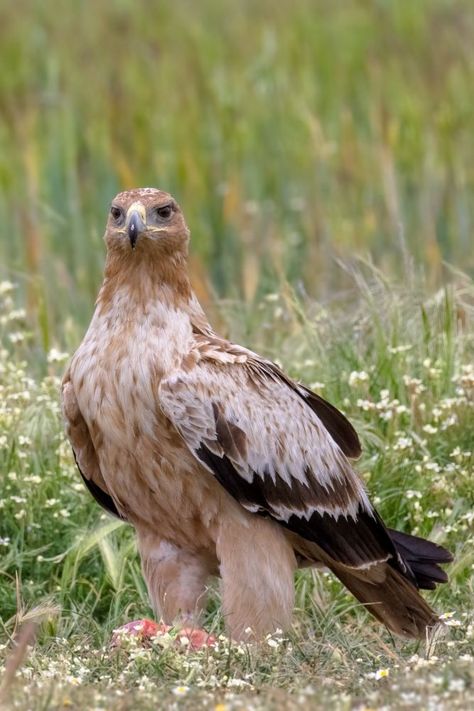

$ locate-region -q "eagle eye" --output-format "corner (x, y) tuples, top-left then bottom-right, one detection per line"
(110, 205), (123, 222)
(155, 204), (173, 220)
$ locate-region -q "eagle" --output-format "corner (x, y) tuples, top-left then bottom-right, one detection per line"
(61, 187), (452, 645)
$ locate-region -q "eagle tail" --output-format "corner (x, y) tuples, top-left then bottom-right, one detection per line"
(331, 563), (440, 638)
(329, 529), (452, 639)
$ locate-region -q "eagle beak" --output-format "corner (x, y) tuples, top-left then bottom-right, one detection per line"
(127, 210), (146, 249)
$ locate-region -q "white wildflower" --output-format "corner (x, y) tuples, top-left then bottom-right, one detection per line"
(0, 281), (15, 295)
(348, 370), (369, 387)
(47, 348), (69, 364)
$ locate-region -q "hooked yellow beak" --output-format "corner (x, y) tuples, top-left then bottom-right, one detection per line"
(126, 202), (147, 249)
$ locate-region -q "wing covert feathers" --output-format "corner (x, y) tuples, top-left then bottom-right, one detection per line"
(160, 351), (371, 528)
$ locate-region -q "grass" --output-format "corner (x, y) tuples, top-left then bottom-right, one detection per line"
(0, 265), (473, 709)
(1, 0), (474, 708)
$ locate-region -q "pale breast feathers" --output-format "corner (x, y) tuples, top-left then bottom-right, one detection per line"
(159, 340), (397, 570)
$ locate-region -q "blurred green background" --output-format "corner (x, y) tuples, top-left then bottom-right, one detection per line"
(1, 0), (473, 343)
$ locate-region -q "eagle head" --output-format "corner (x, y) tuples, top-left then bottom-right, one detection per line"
(105, 187), (190, 256)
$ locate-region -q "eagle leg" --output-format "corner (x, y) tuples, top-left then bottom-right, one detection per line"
(216, 516), (297, 640)
(137, 532), (215, 627)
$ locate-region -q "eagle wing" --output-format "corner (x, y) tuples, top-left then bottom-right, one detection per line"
(61, 371), (125, 520)
(159, 338), (400, 574)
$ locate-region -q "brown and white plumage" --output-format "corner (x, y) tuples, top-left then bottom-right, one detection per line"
(61, 187), (452, 641)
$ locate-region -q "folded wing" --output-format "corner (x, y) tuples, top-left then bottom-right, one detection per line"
(159, 342), (402, 575)
(61, 372), (125, 520)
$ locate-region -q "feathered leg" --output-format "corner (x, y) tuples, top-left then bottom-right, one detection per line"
(217, 516), (297, 640)
(137, 532), (214, 623)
